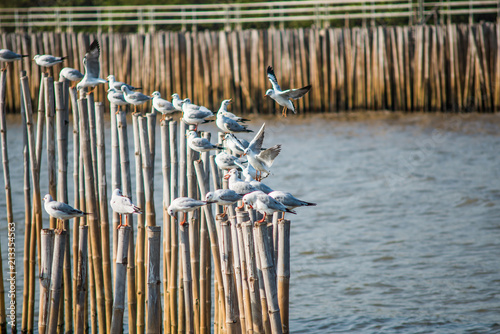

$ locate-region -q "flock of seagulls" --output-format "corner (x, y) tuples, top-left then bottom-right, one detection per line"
(2, 39), (316, 228)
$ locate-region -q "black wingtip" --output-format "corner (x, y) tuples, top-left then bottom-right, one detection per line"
(61, 56), (67, 60)
(267, 66), (275, 75)
(21, 55), (29, 58)
(286, 208), (297, 215)
(303, 84), (312, 91)
(88, 39), (100, 53)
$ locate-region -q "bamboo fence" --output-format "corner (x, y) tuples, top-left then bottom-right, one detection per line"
(1, 23), (500, 115)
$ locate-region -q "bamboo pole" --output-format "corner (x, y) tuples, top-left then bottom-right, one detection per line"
(110, 103), (121, 278)
(38, 229), (55, 334)
(277, 220), (291, 333)
(116, 110), (137, 334)
(254, 226), (271, 334)
(75, 225), (88, 334)
(78, 98), (107, 333)
(47, 230), (67, 333)
(139, 115), (156, 228)
(180, 220), (195, 334)
(146, 226), (162, 333)
(229, 212), (247, 334)
(96, 102), (113, 331)
(110, 226), (132, 334)
(0, 67), (8, 333)
(45, 76), (57, 229)
(161, 118), (171, 332)
(169, 120), (178, 334)
(236, 211), (254, 334)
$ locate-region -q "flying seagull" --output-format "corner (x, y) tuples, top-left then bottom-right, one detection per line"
(76, 40), (107, 95)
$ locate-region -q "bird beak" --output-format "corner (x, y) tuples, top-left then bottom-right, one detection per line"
(242, 153), (247, 156)
(247, 204), (253, 209)
(223, 174), (230, 180)
(228, 99), (233, 103)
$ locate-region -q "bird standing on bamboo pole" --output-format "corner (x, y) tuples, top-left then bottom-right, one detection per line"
(151, 91), (177, 121)
(121, 85), (152, 115)
(180, 98), (214, 131)
(167, 197), (214, 226)
(33, 54), (66, 75)
(43, 194), (88, 233)
(242, 191), (296, 224)
(59, 67), (84, 88)
(205, 189), (243, 218)
(0, 49), (28, 71)
(107, 88), (128, 113)
(110, 188), (143, 229)
(269, 190), (316, 221)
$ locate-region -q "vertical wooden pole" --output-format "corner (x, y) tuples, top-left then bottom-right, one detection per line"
(110, 103), (121, 274)
(47, 230), (67, 333)
(38, 229), (54, 334)
(146, 226), (162, 333)
(161, 119), (171, 332)
(45, 76), (57, 230)
(180, 221), (195, 334)
(277, 220), (291, 333)
(75, 225), (88, 334)
(169, 120), (178, 334)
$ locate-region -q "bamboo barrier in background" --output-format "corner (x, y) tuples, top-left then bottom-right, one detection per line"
(1, 23), (500, 115)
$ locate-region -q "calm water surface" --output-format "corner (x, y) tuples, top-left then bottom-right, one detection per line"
(1, 113), (499, 333)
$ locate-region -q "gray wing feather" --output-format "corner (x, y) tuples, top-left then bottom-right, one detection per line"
(282, 85), (312, 99)
(248, 123), (266, 152)
(257, 144), (281, 168)
(85, 40), (100, 79)
(267, 66), (281, 91)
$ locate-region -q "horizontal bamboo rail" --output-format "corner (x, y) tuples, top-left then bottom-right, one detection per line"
(2, 23), (500, 114)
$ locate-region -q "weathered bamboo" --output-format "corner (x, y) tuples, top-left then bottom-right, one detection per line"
(139, 115), (156, 228)
(132, 114), (146, 334)
(0, 67), (8, 333)
(47, 230), (67, 333)
(110, 103), (121, 277)
(169, 120), (178, 334)
(229, 212), (247, 334)
(78, 98), (107, 333)
(75, 225), (88, 334)
(38, 229), (55, 334)
(110, 226), (132, 334)
(180, 220), (195, 334)
(236, 211), (254, 334)
(277, 219), (291, 333)
(95, 102), (113, 331)
(45, 76), (57, 229)
(116, 110), (137, 334)
(146, 226), (162, 333)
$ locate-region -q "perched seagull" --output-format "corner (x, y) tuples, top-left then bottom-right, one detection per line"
(244, 172), (274, 194)
(0, 49), (28, 71)
(265, 65), (311, 117)
(269, 190), (316, 220)
(107, 74), (141, 91)
(151, 91), (176, 121)
(224, 168), (259, 197)
(242, 191), (296, 224)
(76, 40), (107, 94)
(59, 67), (84, 88)
(171, 93), (184, 112)
(243, 123), (281, 181)
(216, 108), (253, 134)
(121, 85), (152, 114)
(205, 189), (243, 218)
(43, 194), (88, 231)
(215, 151), (241, 170)
(167, 197), (213, 225)
(181, 98), (214, 131)
(217, 99), (250, 123)
(187, 131), (222, 155)
(107, 88), (128, 112)
(110, 188), (142, 229)
(33, 54), (66, 73)
(224, 133), (250, 156)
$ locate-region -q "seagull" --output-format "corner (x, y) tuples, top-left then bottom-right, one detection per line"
(217, 99), (250, 123)
(121, 85), (152, 114)
(107, 88), (128, 112)
(43, 194), (88, 231)
(215, 151), (241, 171)
(76, 40), (107, 95)
(181, 98), (214, 131)
(243, 172), (274, 194)
(33, 54), (66, 74)
(0, 49), (28, 71)
(265, 65), (311, 117)
(167, 197), (213, 225)
(243, 123), (281, 181)
(171, 93), (184, 111)
(242, 191), (296, 224)
(110, 188), (143, 229)
(151, 91), (177, 121)
(224, 168), (259, 198)
(269, 191), (316, 220)
(187, 131), (222, 155)
(59, 67), (84, 88)
(224, 133), (250, 156)
(107, 74), (141, 91)
(205, 189), (243, 218)
(216, 107), (253, 134)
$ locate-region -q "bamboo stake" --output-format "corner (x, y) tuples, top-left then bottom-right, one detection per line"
(75, 225), (88, 334)
(169, 120), (178, 334)
(110, 103), (121, 278)
(236, 211), (254, 333)
(47, 230), (67, 333)
(132, 114), (146, 334)
(161, 118), (171, 332)
(95, 102), (113, 331)
(0, 67), (8, 333)
(180, 220), (195, 334)
(78, 98), (107, 333)
(38, 229), (55, 334)
(229, 212), (247, 334)
(116, 110), (137, 334)
(110, 226), (132, 334)
(146, 226), (162, 333)
(277, 220), (291, 333)
(45, 76), (57, 229)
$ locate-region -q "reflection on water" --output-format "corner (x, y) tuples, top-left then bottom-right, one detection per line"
(1, 113), (499, 333)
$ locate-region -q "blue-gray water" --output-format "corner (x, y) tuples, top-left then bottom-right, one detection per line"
(1, 113), (499, 333)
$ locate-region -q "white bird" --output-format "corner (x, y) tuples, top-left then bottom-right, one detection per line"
(171, 93), (184, 111)
(217, 99), (250, 123)
(215, 151), (241, 170)
(59, 67), (84, 88)
(0, 49), (28, 71)
(107, 88), (128, 112)
(224, 133), (250, 156)
(76, 40), (107, 94)
(243, 172), (274, 194)
(151, 91), (177, 121)
(242, 191), (296, 224)
(265, 65), (311, 117)
(224, 168), (259, 197)
(181, 98), (214, 131)
(243, 123), (281, 181)
(110, 188), (142, 229)
(205, 189), (242, 218)
(43, 194), (88, 231)
(269, 190), (316, 220)
(216, 110), (253, 134)
(121, 85), (152, 114)
(187, 131), (222, 154)
(107, 74), (141, 91)
(33, 54), (66, 73)
(167, 197), (213, 225)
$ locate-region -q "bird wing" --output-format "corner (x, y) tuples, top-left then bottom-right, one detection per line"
(267, 66), (281, 91)
(227, 134), (247, 152)
(219, 190), (241, 202)
(257, 144), (281, 168)
(84, 40), (101, 79)
(248, 123), (266, 152)
(281, 85), (312, 100)
(51, 201), (83, 215)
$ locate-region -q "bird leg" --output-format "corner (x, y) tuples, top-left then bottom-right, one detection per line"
(132, 105), (139, 115)
(123, 214), (128, 227)
(180, 212), (187, 226)
(278, 212), (286, 223)
(115, 105), (122, 115)
(219, 206), (228, 218)
(236, 202), (245, 210)
(116, 214), (123, 229)
(86, 86), (96, 96)
(282, 106), (288, 117)
(256, 212), (267, 225)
